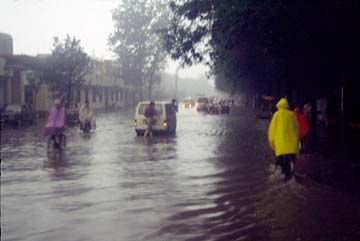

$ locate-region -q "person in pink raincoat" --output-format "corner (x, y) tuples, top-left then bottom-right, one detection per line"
(44, 98), (66, 144)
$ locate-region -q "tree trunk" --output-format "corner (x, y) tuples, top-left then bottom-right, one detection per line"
(148, 81), (152, 100)
(67, 79), (72, 108)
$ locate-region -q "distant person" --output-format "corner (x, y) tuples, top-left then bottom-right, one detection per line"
(268, 98), (300, 180)
(172, 98), (178, 112)
(205, 99), (210, 113)
(303, 102), (312, 124)
(294, 107), (310, 153)
(326, 90), (341, 127)
(326, 90), (342, 155)
(72, 103), (79, 114)
(79, 100), (94, 131)
(144, 101), (156, 138)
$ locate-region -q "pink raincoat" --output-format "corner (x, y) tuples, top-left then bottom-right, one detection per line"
(44, 106), (66, 136)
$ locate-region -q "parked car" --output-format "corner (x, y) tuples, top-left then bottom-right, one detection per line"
(134, 101), (177, 136)
(1, 104), (35, 127)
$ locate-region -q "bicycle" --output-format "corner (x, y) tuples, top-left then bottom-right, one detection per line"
(47, 133), (66, 152)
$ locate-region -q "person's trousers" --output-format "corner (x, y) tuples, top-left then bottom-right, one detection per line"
(276, 154), (295, 177)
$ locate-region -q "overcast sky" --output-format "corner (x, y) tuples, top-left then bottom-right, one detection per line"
(0, 0), (208, 78)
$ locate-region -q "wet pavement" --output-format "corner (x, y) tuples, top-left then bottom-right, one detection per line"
(1, 108), (360, 241)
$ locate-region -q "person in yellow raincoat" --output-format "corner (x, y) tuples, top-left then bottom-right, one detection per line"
(268, 98), (300, 180)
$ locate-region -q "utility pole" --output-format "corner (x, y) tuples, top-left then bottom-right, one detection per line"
(175, 66), (180, 98)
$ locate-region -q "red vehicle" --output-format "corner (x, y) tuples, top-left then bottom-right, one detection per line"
(208, 102), (221, 114)
(219, 101), (230, 114)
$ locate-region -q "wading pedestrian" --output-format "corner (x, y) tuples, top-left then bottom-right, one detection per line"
(144, 101), (156, 138)
(268, 98), (300, 181)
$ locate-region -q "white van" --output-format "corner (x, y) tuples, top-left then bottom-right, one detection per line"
(134, 101), (177, 136)
(195, 97), (209, 112)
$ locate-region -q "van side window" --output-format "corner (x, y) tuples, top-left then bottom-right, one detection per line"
(138, 104), (163, 115)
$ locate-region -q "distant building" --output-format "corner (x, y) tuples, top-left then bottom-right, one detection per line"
(79, 58), (137, 112)
(0, 33), (13, 55)
(0, 56), (138, 114)
(0, 34), (139, 114)
(0, 54), (45, 108)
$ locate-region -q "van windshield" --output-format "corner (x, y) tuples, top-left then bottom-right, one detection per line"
(138, 103), (163, 115)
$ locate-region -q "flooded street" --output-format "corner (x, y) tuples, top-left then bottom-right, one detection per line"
(1, 108), (360, 241)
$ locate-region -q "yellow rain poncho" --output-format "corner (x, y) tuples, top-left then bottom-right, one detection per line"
(268, 98), (300, 156)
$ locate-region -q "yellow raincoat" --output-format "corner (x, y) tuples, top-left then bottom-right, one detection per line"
(268, 98), (300, 156)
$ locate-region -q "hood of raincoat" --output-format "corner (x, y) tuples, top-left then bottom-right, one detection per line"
(294, 107), (301, 114)
(276, 98), (289, 110)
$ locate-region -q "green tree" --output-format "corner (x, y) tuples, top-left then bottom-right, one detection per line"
(45, 35), (90, 105)
(165, 0), (354, 100)
(109, 0), (170, 99)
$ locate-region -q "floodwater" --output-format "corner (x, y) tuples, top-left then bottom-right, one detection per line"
(1, 108), (360, 241)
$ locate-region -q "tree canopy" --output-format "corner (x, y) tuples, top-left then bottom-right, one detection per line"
(165, 0), (358, 99)
(109, 0), (170, 99)
(45, 35), (90, 104)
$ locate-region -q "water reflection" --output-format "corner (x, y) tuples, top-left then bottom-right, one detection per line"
(44, 150), (68, 179)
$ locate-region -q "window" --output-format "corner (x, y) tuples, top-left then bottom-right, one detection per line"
(92, 88), (96, 102)
(138, 103), (163, 115)
(116, 91), (119, 101)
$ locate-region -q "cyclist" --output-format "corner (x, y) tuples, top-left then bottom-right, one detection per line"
(79, 100), (94, 132)
(44, 98), (66, 147)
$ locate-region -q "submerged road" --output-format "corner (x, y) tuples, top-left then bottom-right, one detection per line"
(1, 108), (360, 241)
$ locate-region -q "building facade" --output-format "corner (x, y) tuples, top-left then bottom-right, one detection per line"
(0, 33), (139, 116)
(80, 59), (137, 112)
